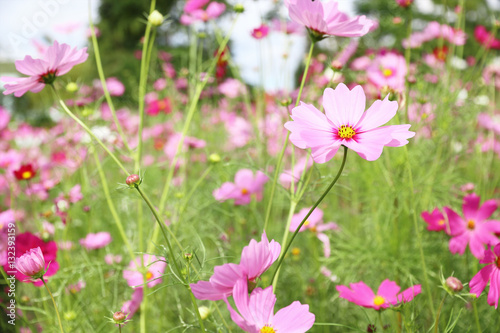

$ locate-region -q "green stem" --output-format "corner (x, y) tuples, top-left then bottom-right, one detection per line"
(434, 294), (447, 333)
(186, 262), (206, 332)
(178, 165), (213, 215)
(272, 146), (348, 286)
(52, 86), (130, 175)
(472, 298), (482, 333)
(41, 277), (65, 333)
(88, 5), (131, 152)
(140, 292), (147, 333)
(92, 148), (136, 262)
(263, 41), (316, 232)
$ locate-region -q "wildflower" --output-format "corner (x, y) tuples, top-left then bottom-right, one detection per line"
(470, 243), (500, 308)
(474, 26), (500, 50)
(180, 0), (226, 25)
(80, 232), (112, 250)
(126, 174), (141, 187)
(146, 97), (172, 116)
(366, 52), (407, 92)
(191, 232), (280, 300)
(337, 280), (421, 310)
(13, 164), (37, 181)
(224, 279), (315, 333)
(15, 247), (45, 280)
(1, 41), (88, 97)
(251, 24), (269, 39)
(213, 169), (268, 205)
(123, 254), (167, 288)
(395, 0), (413, 7)
(284, 83), (415, 163)
(421, 208), (449, 233)
(285, 0), (374, 41)
(121, 288), (144, 318)
(444, 193), (500, 259)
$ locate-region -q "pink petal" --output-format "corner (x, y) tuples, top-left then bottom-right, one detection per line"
(355, 95), (398, 132)
(470, 265), (493, 298)
(463, 193), (481, 221)
(487, 268), (500, 308)
(376, 279), (400, 304)
(323, 84), (366, 128)
(273, 301), (315, 333)
(477, 199), (498, 222)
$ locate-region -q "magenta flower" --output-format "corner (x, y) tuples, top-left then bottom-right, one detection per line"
(79, 232), (112, 250)
(213, 169), (268, 205)
(470, 243), (500, 308)
(121, 287), (144, 319)
(421, 208), (450, 233)
(15, 247), (45, 280)
(284, 84), (415, 163)
(444, 193), (500, 259)
(1, 41), (88, 97)
(251, 24), (270, 39)
(337, 280), (421, 310)
(123, 254), (167, 288)
(180, 0), (226, 25)
(285, 0), (374, 40)
(224, 279), (315, 333)
(191, 232), (281, 300)
(367, 52), (407, 92)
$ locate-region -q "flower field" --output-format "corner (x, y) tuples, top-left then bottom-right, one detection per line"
(1, 0), (500, 332)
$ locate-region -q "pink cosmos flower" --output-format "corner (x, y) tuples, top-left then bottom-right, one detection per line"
(470, 243), (500, 308)
(213, 169), (268, 205)
(421, 208), (450, 233)
(224, 279), (315, 333)
(337, 280), (421, 310)
(444, 193), (500, 259)
(284, 83), (415, 163)
(121, 287), (144, 318)
(285, 0), (374, 40)
(251, 24), (270, 39)
(289, 207), (340, 258)
(123, 254), (167, 288)
(79, 232), (112, 250)
(367, 52), (407, 92)
(396, 0), (413, 7)
(191, 232), (281, 301)
(279, 156), (314, 189)
(474, 26), (500, 50)
(1, 41), (88, 97)
(146, 97), (172, 116)
(218, 78), (247, 98)
(15, 247), (45, 279)
(180, 0), (226, 25)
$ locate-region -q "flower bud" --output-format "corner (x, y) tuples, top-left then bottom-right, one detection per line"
(113, 311), (127, 324)
(392, 17), (402, 25)
(445, 276), (463, 292)
(148, 10), (164, 27)
(184, 253), (193, 261)
(198, 306), (211, 320)
(126, 174), (141, 187)
(66, 82), (78, 93)
(280, 98), (292, 107)
(209, 153), (221, 164)
(234, 4), (244, 13)
(330, 60), (343, 70)
(15, 247), (45, 279)
(64, 311), (77, 321)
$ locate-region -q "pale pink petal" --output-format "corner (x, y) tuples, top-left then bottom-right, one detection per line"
(316, 232), (331, 258)
(355, 96), (398, 131)
(272, 301), (315, 333)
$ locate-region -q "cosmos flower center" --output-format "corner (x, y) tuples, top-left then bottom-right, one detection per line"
(22, 171), (33, 179)
(373, 295), (385, 306)
(39, 70), (58, 84)
(158, 101), (167, 110)
(291, 247), (300, 256)
(260, 326), (276, 333)
(338, 125), (356, 139)
(241, 188), (249, 195)
(304, 220), (310, 226)
(255, 31), (263, 38)
(382, 68), (394, 77)
(467, 220), (475, 230)
(145, 271), (154, 280)
(438, 219), (445, 225)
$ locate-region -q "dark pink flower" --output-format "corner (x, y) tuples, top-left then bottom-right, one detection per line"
(121, 288), (144, 319)
(251, 24), (270, 39)
(213, 169), (268, 205)
(337, 279), (421, 310)
(474, 26), (500, 50)
(470, 243), (500, 308)
(224, 279), (315, 333)
(444, 193), (500, 259)
(15, 247), (45, 279)
(1, 41), (88, 97)
(421, 208), (450, 233)
(180, 0), (226, 25)
(395, 0), (413, 7)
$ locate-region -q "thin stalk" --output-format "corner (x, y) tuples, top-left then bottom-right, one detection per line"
(41, 277), (65, 333)
(403, 7), (413, 124)
(92, 149), (136, 262)
(140, 293), (147, 333)
(272, 146), (348, 286)
(51, 86), (130, 175)
(472, 298), (482, 333)
(263, 41), (316, 231)
(434, 294), (447, 333)
(186, 262), (206, 332)
(178, 165), (213, 215)
(88, 3), (131, 152)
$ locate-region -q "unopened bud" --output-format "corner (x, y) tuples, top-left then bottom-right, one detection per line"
(198, 32), (207, 39)
(66, 82), (78, 93)
(234, 4), (244, 13)
(148, 10), (164, 27)
(126, 174), (141, 187)
(113, 311), (127, 324)
(209, 153), (221, 164)
(445, 276), (463, 292)
(330, 60), (343, 70)
(280, 98), (292, 107)
(392, 17), (402, 25)
(184, 253), (193, 261)
(198, 306), (211, 320)
(64, 311), (77, 321)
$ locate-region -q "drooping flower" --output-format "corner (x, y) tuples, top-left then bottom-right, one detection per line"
(191, 232), (281, 301)
(285, 0), (374, 40)
(80, 232), (112, 250)
(444, 193), (500, 259)
(337, 280), (421, 310)
(13, 164), (37, 181)
(123, 254), (167, 288)
(15, 247), (46, 280)
(213, 169), (268, 205)
(284, 83), (415, 163)
(470, 243), (500, 308)
(366, 52), (407, 92)
(251, 24), (270, 39)
(1, 41), (88, 97)
(224, 279), (315, 333)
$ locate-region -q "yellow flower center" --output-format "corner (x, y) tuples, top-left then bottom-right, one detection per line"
(291, 247), (300, 256)
(438, 219), (444, 225)
(467, 220), (475, 230)
(421, 113), (429, 120)
(382, 68), (393, 77)
(338, 125), (356, 139)
(241, 188), (249, 195)
(145, 271), (154, 280)
(260, 326), (276, 333)
(373, 295), (385, 306)
(158, 101), (166, 110)
(255, 31), (262, 38)
(22, 171), (32, 179)
(304, 220), (310, 226)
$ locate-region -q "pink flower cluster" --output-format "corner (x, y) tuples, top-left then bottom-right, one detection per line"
(403, 21), (466, 48)
(180, 0), (226, 25)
